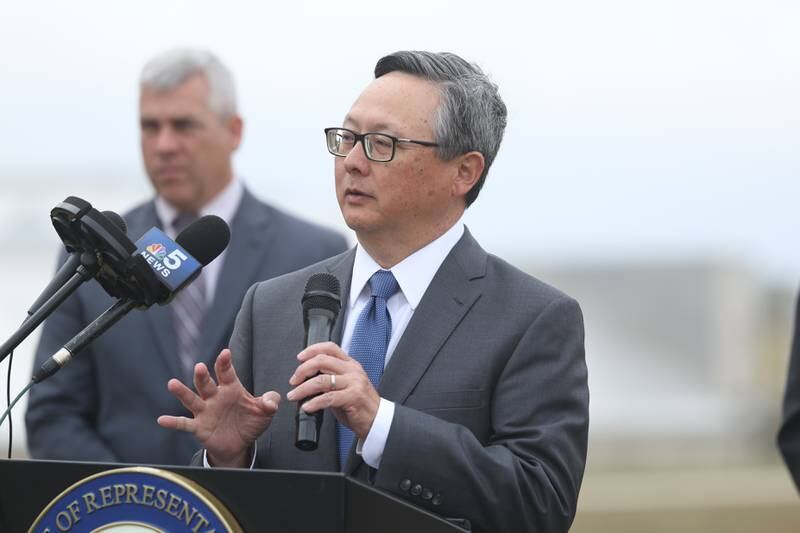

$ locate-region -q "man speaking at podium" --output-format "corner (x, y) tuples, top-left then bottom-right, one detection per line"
(159, 51), (589, 532)
(25, 48), (348, 466)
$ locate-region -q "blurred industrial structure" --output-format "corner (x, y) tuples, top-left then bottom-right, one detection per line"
(1, 178), (799, 530)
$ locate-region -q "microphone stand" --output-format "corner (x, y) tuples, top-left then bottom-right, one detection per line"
(31, 298), (137, 384)
(0, 253), (99, 365)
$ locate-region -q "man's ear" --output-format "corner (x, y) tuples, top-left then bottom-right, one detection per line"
(226, 115), (244, 151)
(451, 151), (485, 199)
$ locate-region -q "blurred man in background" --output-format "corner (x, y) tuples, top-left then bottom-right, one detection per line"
(25, 48), (348, 465)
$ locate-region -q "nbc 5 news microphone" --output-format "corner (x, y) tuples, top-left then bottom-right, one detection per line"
(32, 215), (231, 384)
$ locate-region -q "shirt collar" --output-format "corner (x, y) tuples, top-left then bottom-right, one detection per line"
(154, 176), (244, 236)
(349, 219), (465, 311)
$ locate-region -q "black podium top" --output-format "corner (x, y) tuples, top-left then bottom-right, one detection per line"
(0, 459), (464, 532)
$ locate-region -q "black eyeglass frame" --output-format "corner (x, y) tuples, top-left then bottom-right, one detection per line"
(324, 127), (439, 162)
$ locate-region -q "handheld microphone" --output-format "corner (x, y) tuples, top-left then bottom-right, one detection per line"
(25, 254), (82, 318)
(295, 273), (342, 451)
(31, 215), (231, 383)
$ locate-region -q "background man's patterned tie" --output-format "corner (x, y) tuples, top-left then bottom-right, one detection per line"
(171, 213), (207, 379)
(337, 269), (400, 469)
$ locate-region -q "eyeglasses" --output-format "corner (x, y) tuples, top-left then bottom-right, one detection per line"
(324, 127), (439, 163)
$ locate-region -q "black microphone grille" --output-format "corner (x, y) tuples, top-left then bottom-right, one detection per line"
(175, 214), (231, 266)
(302, 273), (341, 316)
(101, 210), (127, 235)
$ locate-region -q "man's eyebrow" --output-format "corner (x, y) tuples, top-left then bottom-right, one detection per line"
(172, 116), (200, 124)
(139, 115), (200, 126)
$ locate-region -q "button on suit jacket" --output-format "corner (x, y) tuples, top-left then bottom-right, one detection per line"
(229, 228), (589, 533)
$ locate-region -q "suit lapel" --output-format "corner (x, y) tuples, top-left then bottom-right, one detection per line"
(129, 202), (183, 379)
(199, 189), (272, 365)
(144, 304), (182, 378)
(379, 229), (486, 404)
(326, 249), (356, 345)
(345, 229), (487, 473)
(316, 249), (356, 469)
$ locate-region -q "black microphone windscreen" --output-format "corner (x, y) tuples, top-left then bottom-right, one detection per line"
(63, 196), (92, 213)
(101, 210), (127, 235)
(175, 214), (231, 266)
(302, 273), (341, 316)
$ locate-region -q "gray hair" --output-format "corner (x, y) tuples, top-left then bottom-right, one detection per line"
(140, 48), (238, 118)
(374, 51), (507, 207)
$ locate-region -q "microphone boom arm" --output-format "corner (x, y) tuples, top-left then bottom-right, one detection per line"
(0, 254), (99, 366)
(32, 298), (137, 384)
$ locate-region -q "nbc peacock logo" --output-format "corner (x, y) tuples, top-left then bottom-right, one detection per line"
(146, 243), (168, 260)
(137, 228), (193, 284)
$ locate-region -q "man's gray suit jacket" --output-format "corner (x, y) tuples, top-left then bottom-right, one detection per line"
(230, 228), (589, 533)
(25, 187), (348, 466)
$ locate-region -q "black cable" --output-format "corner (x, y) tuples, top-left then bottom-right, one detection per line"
(5, 350), (11, 459)
(0, 382), (30, 441)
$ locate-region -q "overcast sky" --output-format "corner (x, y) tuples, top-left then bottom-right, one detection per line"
(1, 0), (798, 284)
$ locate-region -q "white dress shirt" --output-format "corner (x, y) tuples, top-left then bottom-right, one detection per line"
(345, 219), (465, 469)
(154, 177), (244, 304)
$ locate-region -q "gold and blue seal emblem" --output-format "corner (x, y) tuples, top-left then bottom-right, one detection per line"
(29, 467), (241, 533)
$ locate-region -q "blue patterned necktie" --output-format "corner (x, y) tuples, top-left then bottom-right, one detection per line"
(170, 213), (207, 379)
(337, 270), (400, 469)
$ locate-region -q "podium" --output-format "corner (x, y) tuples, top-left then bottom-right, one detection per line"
(0, 459), (465, 532)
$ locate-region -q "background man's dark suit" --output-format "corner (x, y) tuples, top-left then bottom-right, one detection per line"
(779, 293), (800, 491)
(225, 229), (588, 532)
(25, 187), (348, 465)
